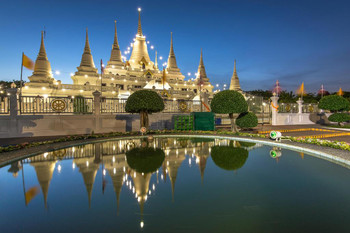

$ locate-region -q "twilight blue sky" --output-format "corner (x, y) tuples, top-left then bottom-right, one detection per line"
(1, 0), (349, 92)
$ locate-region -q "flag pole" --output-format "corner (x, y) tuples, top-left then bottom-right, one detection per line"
(19, 52), (24, 113)
(20, 52), (23, 97)
(100, 59), (103, 94)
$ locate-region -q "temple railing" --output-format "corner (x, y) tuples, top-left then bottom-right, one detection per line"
(0, 97), (9, 114)
(278, 103), (319, 113)
(101, 98), (127, 113)
(19, 96), (93, 114)
(100, 98), (206, 113)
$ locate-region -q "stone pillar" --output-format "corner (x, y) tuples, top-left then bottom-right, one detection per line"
(297, 98), (303, 114)
(271, 93), (279, 126)
(93, 90), (101, 133)
(8, 88), (18, 117)
(8, 88), (19, 137)
(93, 90), (101, 116)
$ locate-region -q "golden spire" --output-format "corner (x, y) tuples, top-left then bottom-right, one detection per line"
(229, 59), (241, 91)
(38, 31), (48, 60)
(196, 48), (208, 81)
(108, 20), (123, 63)
(128, 7), (153, 70)
(79, 28), (96, 68)
(155, 51), (158, 69)
(166, 32), (179, 70)
(28, 31), (55, 83)
(113, 20), (120, 49)
(137, 8), (143, 36)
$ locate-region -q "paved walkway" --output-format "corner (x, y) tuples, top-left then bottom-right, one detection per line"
(1, 124), (350, 147)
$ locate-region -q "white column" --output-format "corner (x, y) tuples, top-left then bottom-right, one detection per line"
(271, 94), (279, 126)
(297, 98), (303, 114)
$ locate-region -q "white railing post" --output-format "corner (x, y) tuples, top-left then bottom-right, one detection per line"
(271, 93), (279, 126)
(297, 98), (303, 114)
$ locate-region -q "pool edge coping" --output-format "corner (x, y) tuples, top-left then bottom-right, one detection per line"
(0, 134), (349, 169)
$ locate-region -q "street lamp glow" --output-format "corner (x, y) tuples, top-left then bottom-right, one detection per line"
(187, 72), (191, 76)
(159, 56), (163, 60)
(150, 45), (154, 49)
(55, 70), (60, 75)
(216, 84), (219, 87)
(138, 7), (141, 12)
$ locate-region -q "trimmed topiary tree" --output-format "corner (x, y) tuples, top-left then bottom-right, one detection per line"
(126, 147), (165, 173)
(328, 113), (350, 126)
(211, 146), (248, 171)
(318, 95), (350, 112)
(236, 112), (258, 130)
(319, 95), (350, 126)
(210, 90), (248, 132)
(125, 90), (165, 129)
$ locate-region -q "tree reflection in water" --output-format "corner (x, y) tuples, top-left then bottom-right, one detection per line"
(211, 145), (249, 171)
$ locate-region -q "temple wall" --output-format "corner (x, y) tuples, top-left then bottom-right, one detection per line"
(0, 113), (188, 139)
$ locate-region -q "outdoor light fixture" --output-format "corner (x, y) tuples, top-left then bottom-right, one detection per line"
(270, 131), (282, 142)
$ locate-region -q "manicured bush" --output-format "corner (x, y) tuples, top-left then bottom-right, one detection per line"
(210, 90), (248, 132)
(211, 146), (248, 171)
(236, 112), (258, 129)
(125, 90), (165, 129)
(126, 147), (165, 173)
(318, 95), (350, 112)
(73, 96), (89, 114)
(328, 113), (350, 126)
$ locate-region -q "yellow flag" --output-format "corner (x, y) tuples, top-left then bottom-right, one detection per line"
(162, 69), (167, 84)
(23, 54), (34, 70)
(337, 87), (344, 96)
(25, 186), (40, 205)
(296, 82), (306, 96)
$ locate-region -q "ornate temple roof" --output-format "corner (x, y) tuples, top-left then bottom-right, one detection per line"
(229, 60), (241, 91)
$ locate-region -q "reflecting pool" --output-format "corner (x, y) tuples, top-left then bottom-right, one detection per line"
(1, 137), (350, 233)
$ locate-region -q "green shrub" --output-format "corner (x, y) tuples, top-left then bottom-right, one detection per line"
(236, 112), (258, 129)
(328, 113), (350, 125)
(73, 96), (89, 114)
(126, 147), (165, 173)
(318, 95), (350, 112)
(211, 146), (248, 171)
(125, 90), (164, 128)
(210, 90), (248, 132)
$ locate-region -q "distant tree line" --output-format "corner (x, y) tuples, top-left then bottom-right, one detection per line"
(246, 89), (350, 103)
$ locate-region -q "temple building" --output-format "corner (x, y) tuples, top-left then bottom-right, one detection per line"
(22, 8), (216, 100)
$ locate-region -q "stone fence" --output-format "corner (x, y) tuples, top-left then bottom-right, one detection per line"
(0, 89), (189, 139)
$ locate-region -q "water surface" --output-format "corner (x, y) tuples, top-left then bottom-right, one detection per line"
(0, 137), (349, 233)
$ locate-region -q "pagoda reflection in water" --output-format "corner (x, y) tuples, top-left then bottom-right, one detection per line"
(14, 137), (259, 228)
